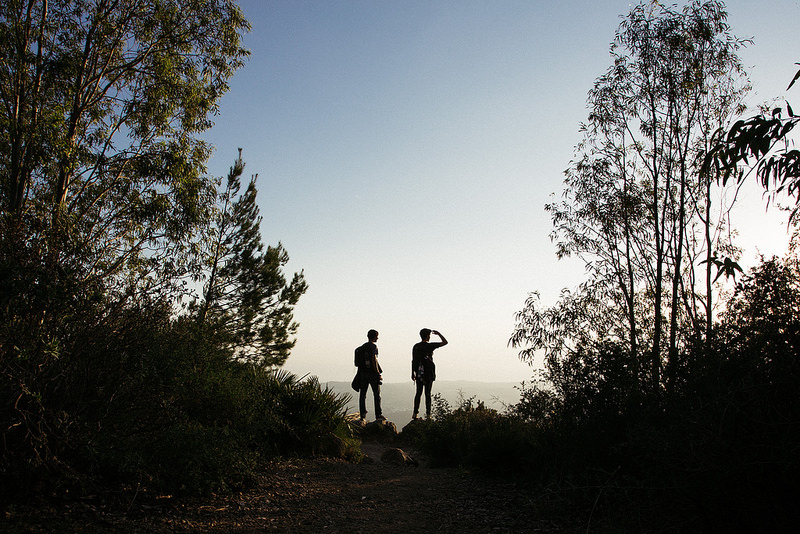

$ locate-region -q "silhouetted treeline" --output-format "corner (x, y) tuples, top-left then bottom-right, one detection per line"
(0, 0), (352, 503)
(413, 255), (800, 531)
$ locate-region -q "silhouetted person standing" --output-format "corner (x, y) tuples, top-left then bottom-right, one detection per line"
(412, 328), (448, 419)
(357, 329), (384, 421)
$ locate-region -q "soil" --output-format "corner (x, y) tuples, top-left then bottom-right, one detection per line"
(2, 438), (583, 533)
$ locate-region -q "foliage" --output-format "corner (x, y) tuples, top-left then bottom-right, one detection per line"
(717, 254), (800, 383)
(0, 0), (335, 503)
(486, 5), (799, 526)
(196, 151), (307, 367)
(413, 395), (536, 475)
(515, 0), (751, 393)
(0, 302), (358, 498)
(0, 0), (250, 298)
(703, 64), (800, 222)
(407, 254), (800, 530)
(0, 0), (249, 492)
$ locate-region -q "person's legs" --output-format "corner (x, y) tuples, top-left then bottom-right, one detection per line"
(424, 381), (433, 418)
(413, 381), (424, 417)
(371, 377), (383, 419)
(358, 372), (370, 418)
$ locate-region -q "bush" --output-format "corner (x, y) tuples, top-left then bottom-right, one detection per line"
(0, 296), (360, 500)
(412, 394), (535, 475)
(250, 369), (361, 460)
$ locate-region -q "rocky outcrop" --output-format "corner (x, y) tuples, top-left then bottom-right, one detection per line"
(380, 447), (418, 466)
(349, 415), (398, 442)
(348, 415), (419, 467)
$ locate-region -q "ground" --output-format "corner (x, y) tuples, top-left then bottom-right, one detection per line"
(2, 438), (583, 533)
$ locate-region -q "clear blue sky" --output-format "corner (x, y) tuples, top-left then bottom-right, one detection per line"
(202, 0), (799, 383)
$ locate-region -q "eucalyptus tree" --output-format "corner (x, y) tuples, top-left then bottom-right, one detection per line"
(512, 0), (749, 392)
(0, 0), (249, 296)
(703, 65), (800, 224)
(0, 0), (249, 468)
(197, 151), (307, 367)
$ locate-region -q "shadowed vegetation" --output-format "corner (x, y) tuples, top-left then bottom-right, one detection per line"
(2, 1), (800, 532)
(408, 256), (800, 530)
(406, 1), (800, 530)
(0, 0), (354, 503)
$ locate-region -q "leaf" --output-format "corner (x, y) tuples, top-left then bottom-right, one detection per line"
(789, 102), (795, 118)
(712, 257), (743, 283)
(787, 64), (800, 91)
(702, 256), (743, 283)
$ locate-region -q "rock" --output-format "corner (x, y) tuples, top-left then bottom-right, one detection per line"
(360, 419), (398, 441)
(397, 417), (429, 446)
(346, 413), (367, 430)
(380, 447), (418, 467)
(400, 418), (425, 434)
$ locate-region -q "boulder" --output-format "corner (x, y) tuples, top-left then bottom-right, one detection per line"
(360, 419), (398, 441)
(346, 413), (367, 430)
(400, 417), (427, 439)
(380, 447), (418, 467)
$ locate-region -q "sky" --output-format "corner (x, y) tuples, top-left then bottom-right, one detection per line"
(201, 0), (800, 384)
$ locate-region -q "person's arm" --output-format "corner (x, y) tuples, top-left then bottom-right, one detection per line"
(370, 345), (381, 373)
(431, 330), (448, 347)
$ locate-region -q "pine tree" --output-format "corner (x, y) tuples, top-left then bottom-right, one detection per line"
(199, 150), (307, 367)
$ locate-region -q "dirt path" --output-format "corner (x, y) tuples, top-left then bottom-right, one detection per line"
(3, 440), (580, 533)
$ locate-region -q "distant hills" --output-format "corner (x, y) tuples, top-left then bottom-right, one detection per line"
(325, 380), (525, 428)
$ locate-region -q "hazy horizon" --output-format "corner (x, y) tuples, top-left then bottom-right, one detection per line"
(324, 378), (531, 427)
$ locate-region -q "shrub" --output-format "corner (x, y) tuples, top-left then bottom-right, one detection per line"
(249, 369), (361, 461)
(413, 394), (535, 475)
(1, 298), (360, 500)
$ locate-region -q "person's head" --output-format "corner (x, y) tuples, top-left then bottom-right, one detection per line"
(367, 329), (379, 342)
(419, 328), (432, 341)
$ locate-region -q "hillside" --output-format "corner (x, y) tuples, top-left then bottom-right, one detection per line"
(326, 380), (524, 426)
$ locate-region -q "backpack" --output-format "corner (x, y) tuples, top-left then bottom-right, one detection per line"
(354, 344), (367, 367)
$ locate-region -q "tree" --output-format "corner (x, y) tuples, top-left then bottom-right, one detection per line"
(512, 0), (749, 392)
(197, 151), (308, 367)
(702, 64), (800, 223)
(0, 0), (249, 295)
(719, 254), (800, 383)
(0, 0), (249, 477)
